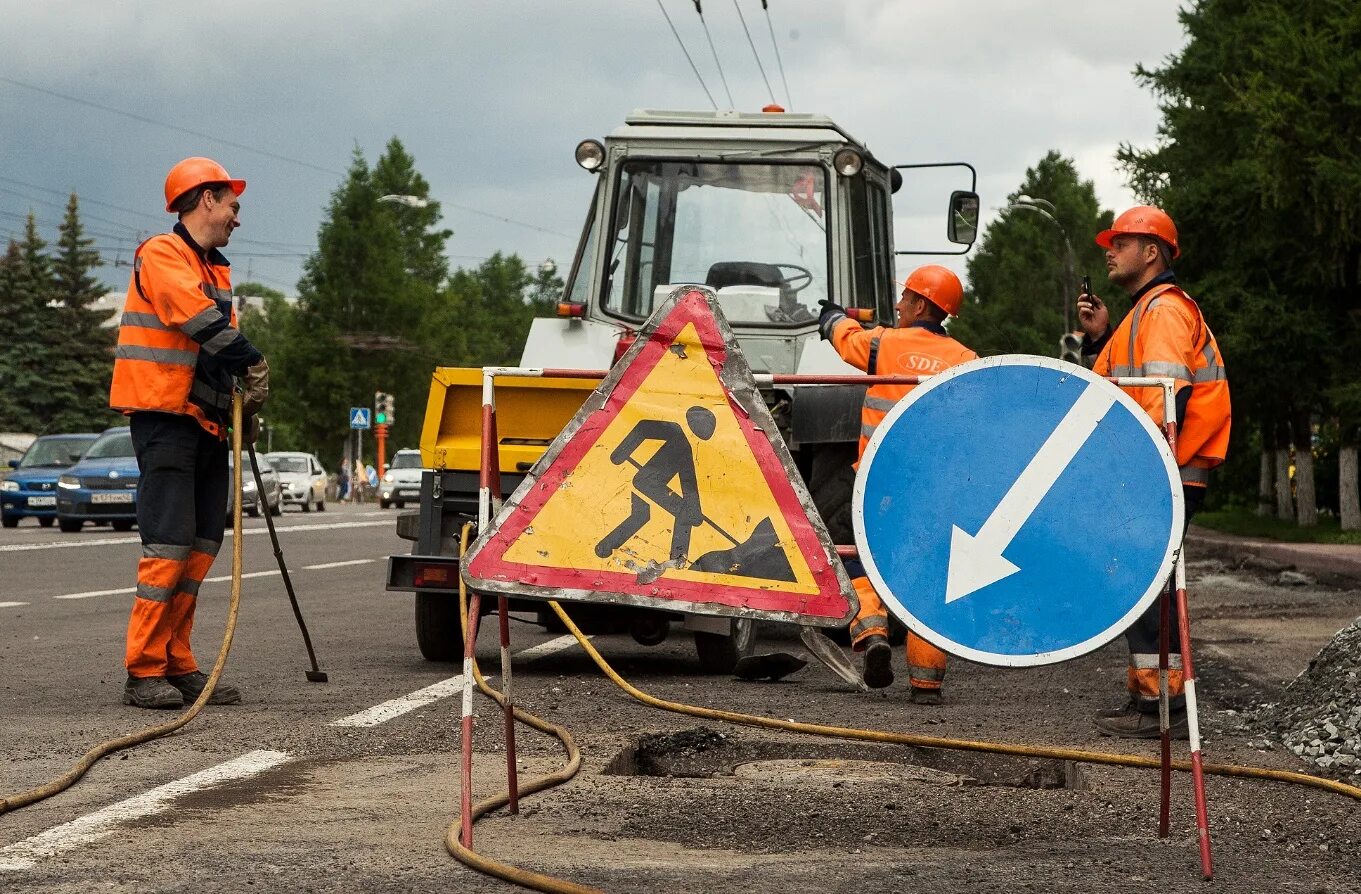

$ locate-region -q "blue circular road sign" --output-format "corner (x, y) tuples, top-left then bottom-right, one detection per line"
(854, 356), (1183, 667)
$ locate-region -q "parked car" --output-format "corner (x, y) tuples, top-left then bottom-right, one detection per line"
(2, 433), (100, 528)
(380, 448), (426, 509)
(265, 451), (327, 512)
(227, 451), (282, 518)
(55, 427), (139, 533)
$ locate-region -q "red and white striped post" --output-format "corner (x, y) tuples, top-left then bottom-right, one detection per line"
(1176, 551), (1213, 879)
(459, 585), (482, 849)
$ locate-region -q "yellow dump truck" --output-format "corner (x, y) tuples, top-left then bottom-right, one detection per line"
(386, 108), (978, 670)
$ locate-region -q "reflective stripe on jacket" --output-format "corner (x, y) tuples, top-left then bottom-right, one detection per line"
(1094, 281), (1230, 486)
(109, 225), (262, 436)
(829, 318), (978, 461)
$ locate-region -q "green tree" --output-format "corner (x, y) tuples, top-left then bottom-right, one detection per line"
(47, 194), (119, 432)
(949, 152), (1118, 357)
(0, 215), (59, 432)
(1118, 0), (1361, 524)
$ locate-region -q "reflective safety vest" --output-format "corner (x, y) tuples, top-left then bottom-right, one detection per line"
(830, 319), (978, 461)
(1094, 282), (1230, 486)
(109, 228), (256, 437)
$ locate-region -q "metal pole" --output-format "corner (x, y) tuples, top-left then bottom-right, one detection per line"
(1158, 577), (1172, 837)
(459, 588), (482, 849)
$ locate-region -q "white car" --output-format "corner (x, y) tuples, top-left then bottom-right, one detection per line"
(266, 451), (327, 512)
(380, 449), (426, 509)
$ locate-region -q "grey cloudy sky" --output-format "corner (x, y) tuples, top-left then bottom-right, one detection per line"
(1, 1), (1186, 296)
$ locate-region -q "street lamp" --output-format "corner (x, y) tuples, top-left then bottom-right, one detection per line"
(1008, 196), (1076, 334)
(378, 194), (430, 208)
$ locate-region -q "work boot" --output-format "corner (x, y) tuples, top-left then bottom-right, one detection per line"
(861, 635), (894, 690)
(1096, 697), (1140, 720)
(1094, 704), (1187, 739)
(122, 676), (184, 710)
(909, 685), (942, 706)
(167, 671), (242, 706)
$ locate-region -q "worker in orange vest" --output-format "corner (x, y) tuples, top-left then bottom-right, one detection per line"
(109, 157), (270, 709)
(818, 266), (978, 702)
(1078, 205), (1230, 738)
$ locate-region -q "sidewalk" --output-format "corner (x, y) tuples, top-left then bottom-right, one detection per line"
(1187, 524), (1361, 586)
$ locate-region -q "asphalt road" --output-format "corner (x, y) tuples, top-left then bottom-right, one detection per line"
(1, 503), (1358, 893)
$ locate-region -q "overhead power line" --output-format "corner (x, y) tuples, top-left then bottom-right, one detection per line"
(655, 0), (718, 110)
(692, 2), (734, 108)
(0, 77), (573, 240)
(760, 0), (793, 110)
(732, 0), (775, 105)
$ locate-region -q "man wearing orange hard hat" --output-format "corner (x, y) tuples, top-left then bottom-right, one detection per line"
(109, 157), (269, 709)
(1077, 205), (1230, 738)
(819, 265), (978, 701)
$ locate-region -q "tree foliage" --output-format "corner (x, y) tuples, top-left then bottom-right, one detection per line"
(949, 152), (1119, 357)
(1118, 0), (1361, 521)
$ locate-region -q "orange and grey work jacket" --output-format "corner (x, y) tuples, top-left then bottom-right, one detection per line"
(828, 318), (978, 462)
(1085, 271), (1230, 487)
(109, 224), (262, 438)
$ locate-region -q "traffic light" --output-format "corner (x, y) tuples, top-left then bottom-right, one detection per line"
(374, 391), (395, 425)
(1059, 333), (1084, 366)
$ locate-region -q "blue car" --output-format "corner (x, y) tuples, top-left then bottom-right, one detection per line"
(2, 433), (99, 528)
(55, 426), (140, 533)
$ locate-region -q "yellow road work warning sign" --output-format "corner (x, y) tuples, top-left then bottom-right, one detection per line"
(463, 287), (855, 625)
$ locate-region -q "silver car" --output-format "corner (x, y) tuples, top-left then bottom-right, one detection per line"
(380, 449), (425, 509)
(266, 451), (327, 512)
(226, 451), (282, 518)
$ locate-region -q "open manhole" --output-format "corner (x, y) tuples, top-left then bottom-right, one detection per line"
(603, 727), (1088, 791)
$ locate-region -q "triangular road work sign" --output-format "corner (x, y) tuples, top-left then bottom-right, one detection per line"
(462, 286), (855, 626)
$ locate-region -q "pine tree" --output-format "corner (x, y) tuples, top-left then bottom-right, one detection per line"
(0, 241), (25, 429)
(48, 194), (118, 432)
(0, 215), (60, 432)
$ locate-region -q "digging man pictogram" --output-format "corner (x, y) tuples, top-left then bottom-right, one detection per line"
(594, 405), (795, 581)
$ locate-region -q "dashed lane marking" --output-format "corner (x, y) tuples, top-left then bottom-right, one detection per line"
(0, 601), (29, 608)
(53, 587), (134, 601)
(0, 750), (291, 871)
(329, 634), (583, 728)
(302, 559), (374, 570)
(0, 519), (396, 554)
(203, 569), (280, 584)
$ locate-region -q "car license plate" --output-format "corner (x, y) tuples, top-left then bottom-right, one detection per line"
(28, 496), (56, 507)
(91, 492), (134, 504)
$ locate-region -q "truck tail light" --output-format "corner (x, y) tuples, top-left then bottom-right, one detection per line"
(413, 561), (456, 588)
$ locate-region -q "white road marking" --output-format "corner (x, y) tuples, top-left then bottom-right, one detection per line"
(302, 559), (374, 570)
(204, 570), (280, 583)
(330, 634), (582, 728)
(0, 519), (395, 554)
(0, 601), (29, 608)
(53, 587), (135, 601)
(0, 750), (291, 871)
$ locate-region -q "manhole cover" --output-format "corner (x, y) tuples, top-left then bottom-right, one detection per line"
(733, 758), (973, 787)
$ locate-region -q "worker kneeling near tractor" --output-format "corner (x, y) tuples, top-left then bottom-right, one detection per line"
(817, 266), (978, 702)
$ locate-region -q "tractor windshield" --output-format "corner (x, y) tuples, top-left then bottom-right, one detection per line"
(602, 161), (830, 326)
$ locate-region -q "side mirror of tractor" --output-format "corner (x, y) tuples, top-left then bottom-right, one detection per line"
(947, 191), (980, 246)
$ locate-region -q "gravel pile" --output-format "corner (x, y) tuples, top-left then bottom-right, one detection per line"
(1261, 617), (1361, 776)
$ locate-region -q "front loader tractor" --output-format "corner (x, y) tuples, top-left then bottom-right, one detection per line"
(388, 108), (978, 670)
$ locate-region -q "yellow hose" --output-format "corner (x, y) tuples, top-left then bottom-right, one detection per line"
(0, 395), (247, 815)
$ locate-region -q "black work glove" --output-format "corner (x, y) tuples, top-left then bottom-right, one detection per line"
(817, 298), (848, 341)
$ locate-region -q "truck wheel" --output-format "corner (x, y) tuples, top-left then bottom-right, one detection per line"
(808, 443), (857, 547)
(693, 618), (757, 674)
(415, 593), (465, 662)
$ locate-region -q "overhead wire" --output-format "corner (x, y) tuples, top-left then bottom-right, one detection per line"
(731, 0), (776, 105)
(692, 2), (735, 108)
(760, 0), (793, 110)
(654, 0), (718, 110)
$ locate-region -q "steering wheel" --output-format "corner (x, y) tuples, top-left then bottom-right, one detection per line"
(775, 264), (814, 295)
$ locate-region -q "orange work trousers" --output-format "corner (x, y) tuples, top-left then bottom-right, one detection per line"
(848, 575), (946, 691)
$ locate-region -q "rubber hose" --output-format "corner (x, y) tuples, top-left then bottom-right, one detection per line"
(545, 600), (1361, 801)
(0, 395), (248, 815)
(445, 524), (601, 894)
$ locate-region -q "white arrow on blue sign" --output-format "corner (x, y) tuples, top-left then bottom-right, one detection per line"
(350, 407), (371, 430)
(853, 355), (1184, 667)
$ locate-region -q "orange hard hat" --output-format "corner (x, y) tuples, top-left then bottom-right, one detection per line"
(904, 265), (964, 317)
(164, 157), (246, 213)
(1095, 205), (1180, 259)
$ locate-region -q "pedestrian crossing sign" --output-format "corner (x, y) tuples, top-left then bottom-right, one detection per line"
(462, 286), (855, 626)
(350, 407), (371, 430)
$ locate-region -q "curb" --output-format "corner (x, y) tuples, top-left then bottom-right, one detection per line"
(1187, 525), (1361, 587)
